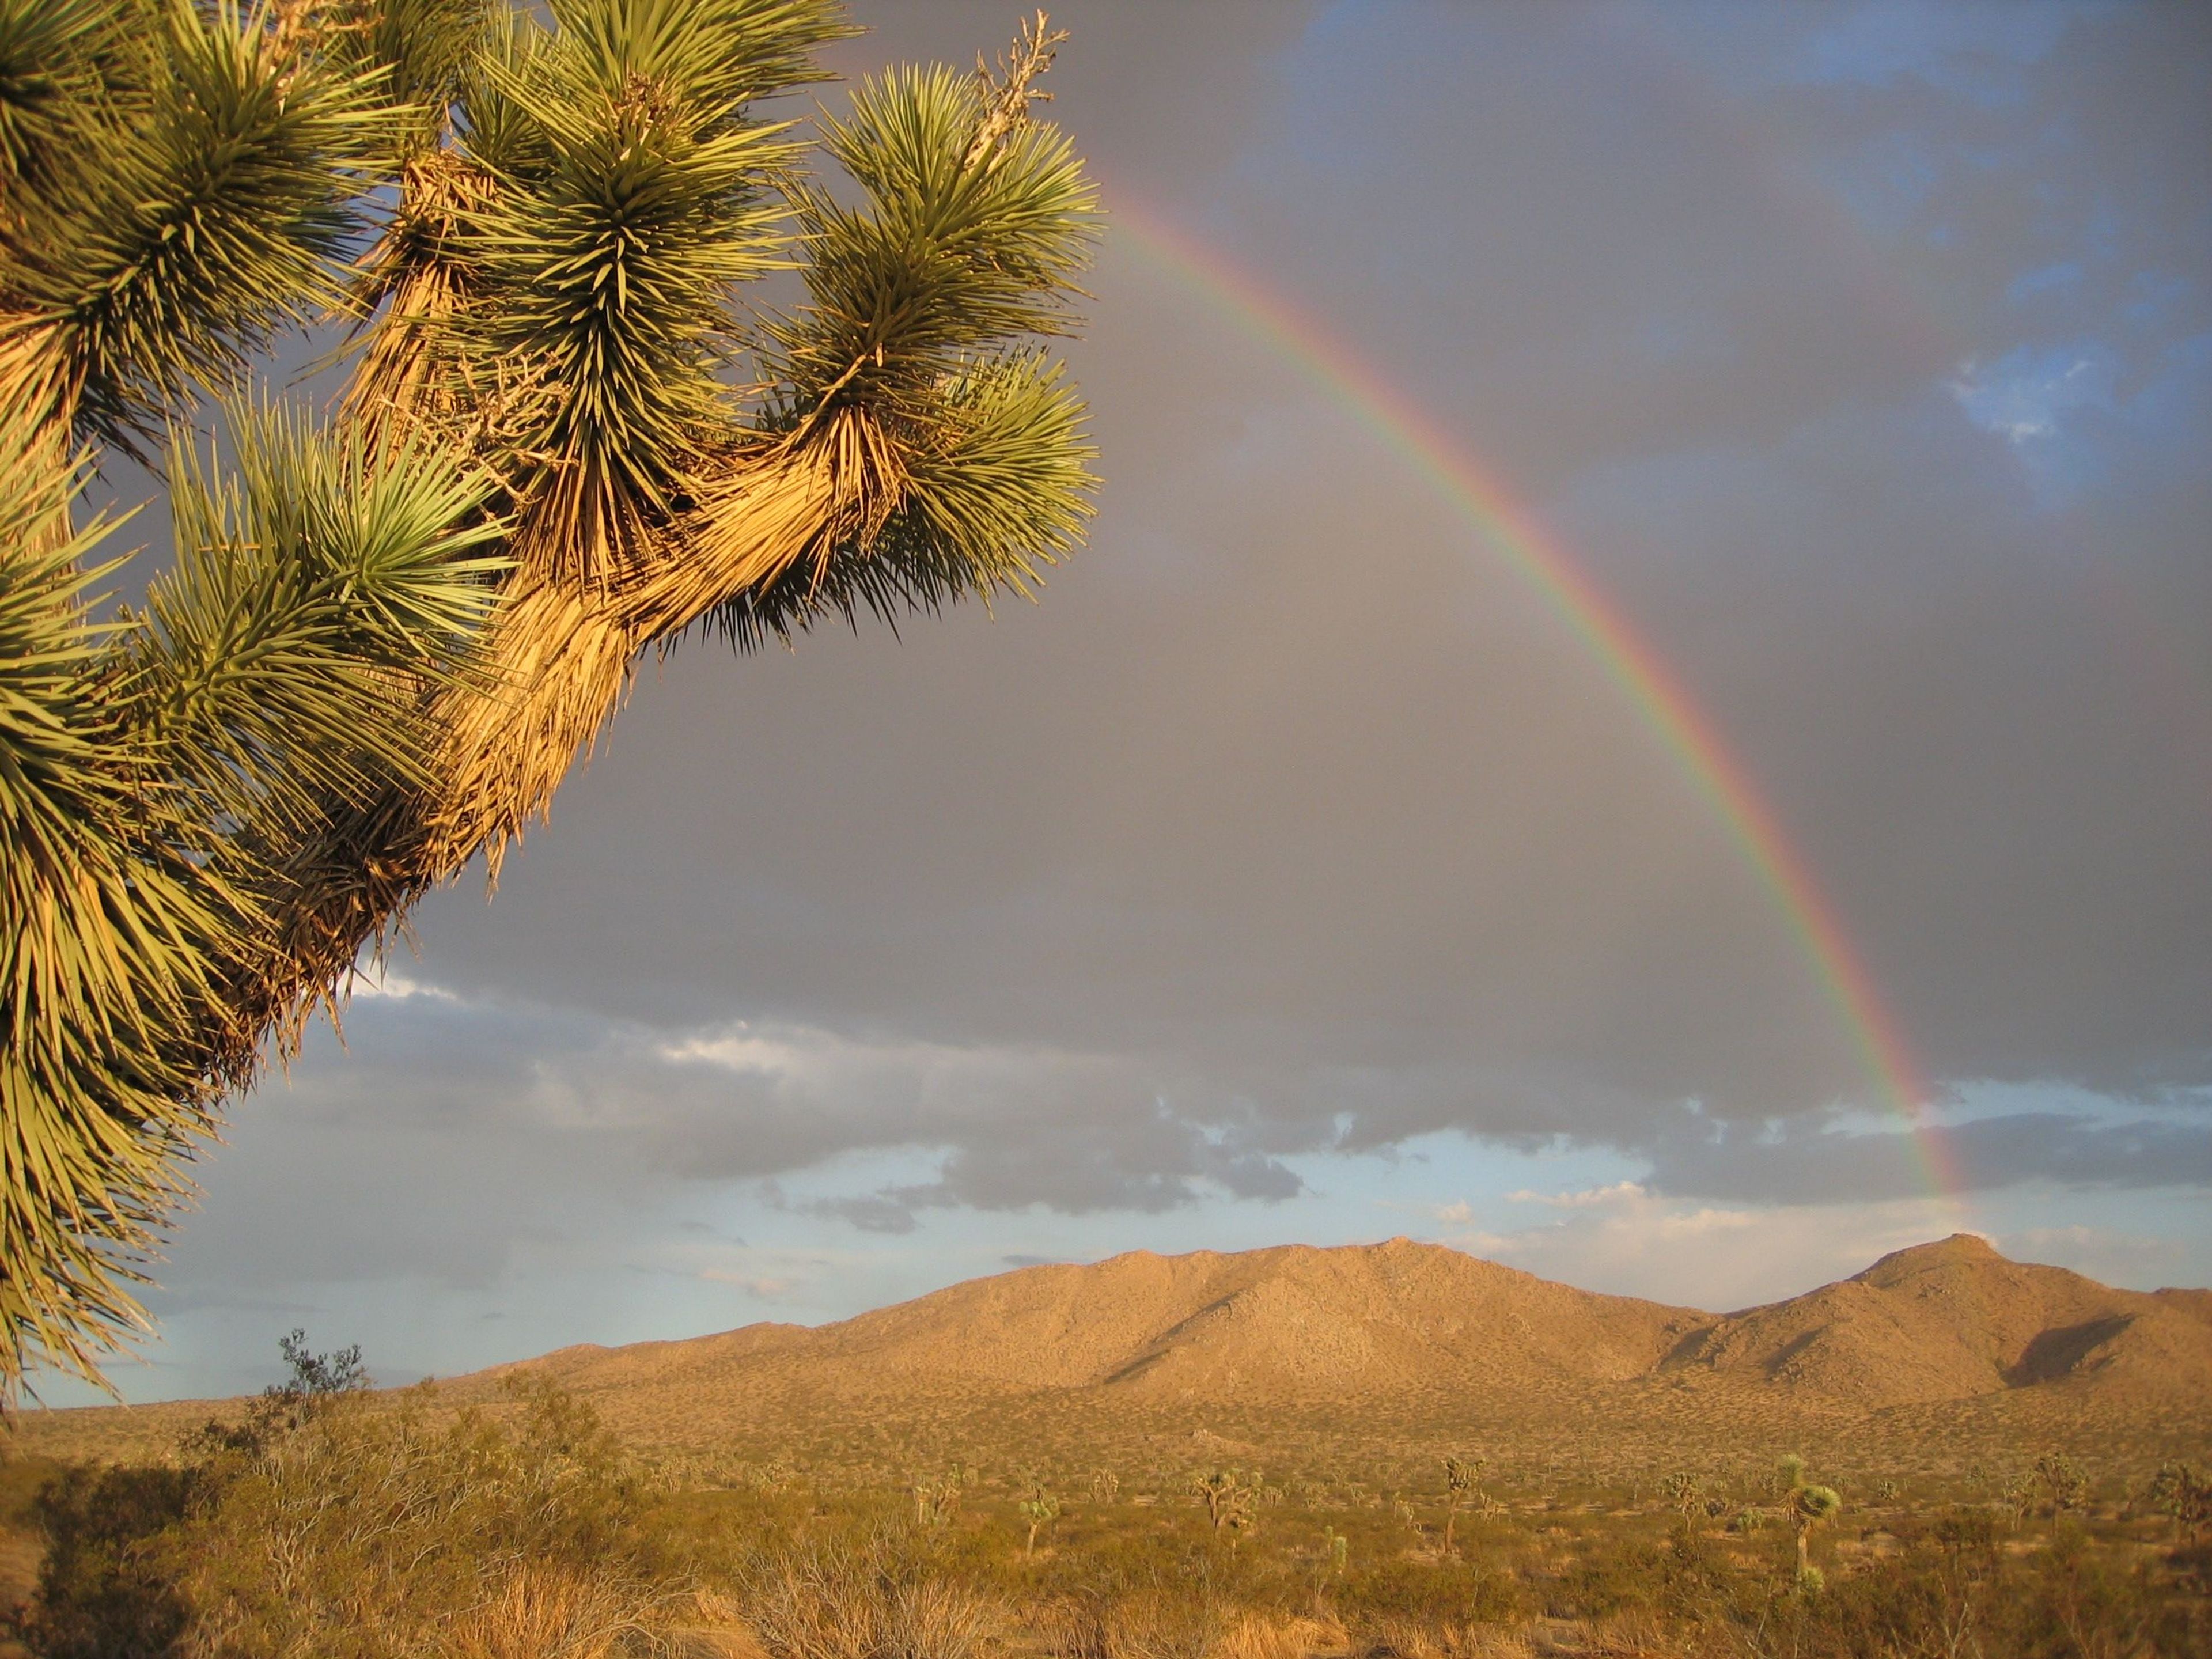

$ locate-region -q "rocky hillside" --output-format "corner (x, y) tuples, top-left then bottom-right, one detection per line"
(1661, 1233), (2212, 1406)
(15, 1235), (2207, 1467)
(498, 1233), (2211, 1415)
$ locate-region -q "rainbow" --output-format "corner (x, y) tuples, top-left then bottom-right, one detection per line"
(1111, 198), (1964, 1203)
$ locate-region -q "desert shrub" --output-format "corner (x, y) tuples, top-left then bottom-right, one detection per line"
(16, 1395), (2204, 1659)
(1676, 1508), (2212, 1659)
(741, 1532), (1003, 1659)
(1038, 1588), (1229, 1659)
(172, 1377), (659, 1656)
(17, 1463), (196, 1659)
(16, 1362), (707, 1658)
(2147, 1463), (2212, 1543)
(430, 1564), (699, 1659)
(1333, 1558), (1521, 1627)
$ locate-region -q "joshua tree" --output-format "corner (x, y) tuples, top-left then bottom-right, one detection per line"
(2034, 1452), (2086, 1517)
(1308, 1525), (1349, 1614)
(1089, 1468), (1119, 1504)
(1779, 1455), (1843, 1584)
(913, 1465), (964, 1528)
(1774, 1452), (1809, 1497)
(0, 1), (1096, 1395)
(1999, 1472), (2037, 1529)
(1018, 1476), (1059, 1556)
(1191, 1468), (1256, 1535)
(1442, 1453), (1484, 1554)
(2146, 1463), (2211, 1543)
(1661, 1470), (1701, 1520)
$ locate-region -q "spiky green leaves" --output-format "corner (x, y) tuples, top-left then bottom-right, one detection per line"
(130, 402), (506, 840)
(452, 0), (845, 581)
(1793, 1485), (1842, 1525)
(764, 62), (1098, 412)
(325, 0), (499, 154)
(2, 1), (389, 450)
(0, 0), (117, 194)
(0, 1), (1104, 1401)
(0, 401), (500, 1389)
(719, 351), (1092, 649)
(547, 0), (850, 128)
(0, 415), (229, 1389)
(718, 61), (1099, 643)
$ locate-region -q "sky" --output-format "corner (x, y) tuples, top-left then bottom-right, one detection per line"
(40, 0), (2212, 1405)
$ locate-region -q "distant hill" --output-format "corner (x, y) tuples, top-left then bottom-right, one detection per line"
(14, 1236), (2210, 1470)
(499, 1238), (1709, 1406)
(493, 1233), (2211, 1416)
(1661, 1233), (2212, 1406)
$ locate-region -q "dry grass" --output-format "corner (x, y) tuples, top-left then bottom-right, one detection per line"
(1215, 1611), (1343, 1659)
(740, 1539), (1003, 1659)
(1347, 1618), (1541, 1659)
(1037, 1599), (1348, 1659)
(433, 1565), (706, 1659)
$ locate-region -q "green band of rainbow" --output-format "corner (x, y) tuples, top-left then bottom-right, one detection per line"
(1114, 199), (1963, 1202)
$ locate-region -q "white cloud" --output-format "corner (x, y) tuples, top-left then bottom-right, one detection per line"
(1655, 1206), (1758, 1238)
(349, 967), (461, 1004)
(1504, 1180), (1648, 1209)
(1442, 1191), (1970, 1310)
(1999, 1224), (2194, 1289)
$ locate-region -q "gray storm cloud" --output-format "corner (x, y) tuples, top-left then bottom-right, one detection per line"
(71, 4), (2209, 1402)
(378, 0), (2209, 1169)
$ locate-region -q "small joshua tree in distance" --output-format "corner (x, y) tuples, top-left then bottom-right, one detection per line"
(1018, 1472), (1060, 1556)
(913, 1467), (964, 1528)
(1779, 1455), (1842, 1585)
(1442, 1454), (1484, 1555)
(2035, 1452), (2086, 1518)
(1191, 1468), (1233, 1529)
(2146, 1463), (2211, 1543)
(1661, 1471), (1701, 1521)
(1191, 1468), (1256, 1536)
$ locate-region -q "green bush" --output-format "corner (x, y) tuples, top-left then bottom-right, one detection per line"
(19, 1463), (194, 1659)
(15, 1342), (684, 1658)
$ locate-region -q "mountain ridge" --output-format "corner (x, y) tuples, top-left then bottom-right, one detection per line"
(483, 1232), (2211, 1415)
(12, 1234), (2208, 1469)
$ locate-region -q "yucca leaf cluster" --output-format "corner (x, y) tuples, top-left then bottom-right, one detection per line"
(0, 0), (1099, 1394)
